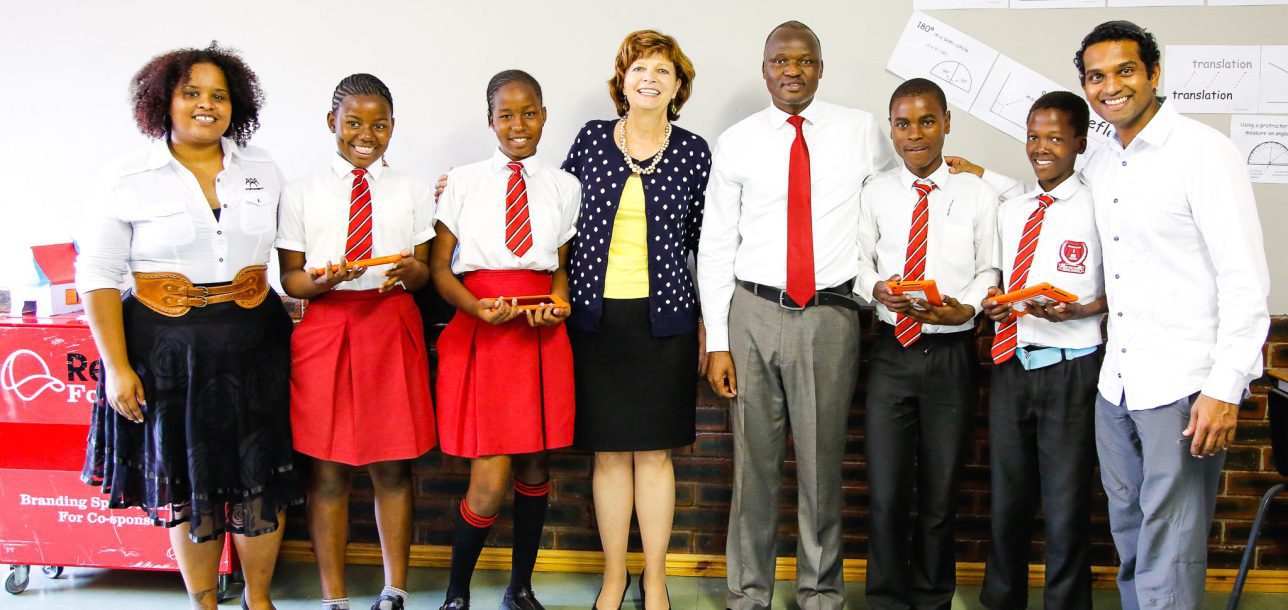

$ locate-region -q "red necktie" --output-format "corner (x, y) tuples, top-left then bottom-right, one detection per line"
(785, 115), (815, 307)
(505, 161), (533, 257)
(991, 193), (1054, 364)
(894, 180), (936, 347)
(345, 168), (374, 262)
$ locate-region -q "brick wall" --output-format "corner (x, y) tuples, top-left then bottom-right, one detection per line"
(283, 309), (1287, 570)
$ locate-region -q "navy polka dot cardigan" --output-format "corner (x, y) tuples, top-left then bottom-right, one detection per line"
(560, 119), (711, 338)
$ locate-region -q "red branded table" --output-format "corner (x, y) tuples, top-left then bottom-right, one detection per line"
(0, 314), (238, 598)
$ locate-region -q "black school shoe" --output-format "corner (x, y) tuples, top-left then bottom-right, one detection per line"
(372, 594), (405, 610)
(499, 586), (546, 610)
(439, 597), (469, 610)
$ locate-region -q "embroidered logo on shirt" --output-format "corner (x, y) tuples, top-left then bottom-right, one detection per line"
(244, 177), (263, 191)
(1057, 240), (1087, 274)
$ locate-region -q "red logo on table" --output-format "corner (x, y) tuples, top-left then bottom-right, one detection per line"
(1057, 240), (1087, 274)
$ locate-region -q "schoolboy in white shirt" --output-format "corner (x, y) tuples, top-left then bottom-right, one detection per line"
(855, 77), (998, 610)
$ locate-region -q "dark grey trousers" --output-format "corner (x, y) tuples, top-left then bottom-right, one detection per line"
(863, 324), (977, 610)
(980, 352), (1101, 610)
(724, 285), (860, 610)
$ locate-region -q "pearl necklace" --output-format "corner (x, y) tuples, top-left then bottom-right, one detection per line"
(616, 114), (671, 175)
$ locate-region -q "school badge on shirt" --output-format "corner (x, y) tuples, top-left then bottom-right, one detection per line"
(1057, 240), (1087, 274)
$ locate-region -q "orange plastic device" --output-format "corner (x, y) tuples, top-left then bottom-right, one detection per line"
(309, 254), (404, 277)
(889, 279), (943, 308)
(506, 294), (570, 311)
(992, 282), (1078, 315)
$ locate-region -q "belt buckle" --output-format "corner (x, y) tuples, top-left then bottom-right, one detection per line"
(778, 290), (807, 311)
(193, 295), (208, 307)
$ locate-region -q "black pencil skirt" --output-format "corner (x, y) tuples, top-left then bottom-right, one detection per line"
(570, 298), (697, 452)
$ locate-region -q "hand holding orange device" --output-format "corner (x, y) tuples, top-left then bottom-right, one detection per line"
(889, 280), (943, 309)
(992, 282), (1077, 315)
(309, 254), (404, 277)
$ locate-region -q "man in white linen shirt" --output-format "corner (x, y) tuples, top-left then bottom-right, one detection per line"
(953, 21), (1270, 609)
(698, 20), (894, 610)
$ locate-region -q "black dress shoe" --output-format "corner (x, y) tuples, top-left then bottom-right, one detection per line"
(592, 572), (631, 610)
(372, 594), (405, 610)
(440, 597), (469, 610)
(638, 572), (670, 610)
(500, 585), (546, 610)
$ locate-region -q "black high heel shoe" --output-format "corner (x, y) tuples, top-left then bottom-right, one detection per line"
(637, 571), (670, 610)
(591, 572), (631, 610)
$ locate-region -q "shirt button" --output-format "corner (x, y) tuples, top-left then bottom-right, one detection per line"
(222, 204), (228, 208)
(1113, 236), (1119, 241)
(1116, 312), (1122, 317)
(1113, 198), (1119, 203)
(1114, 274), (1120, 279)
(217, 230), (222, 235)
(1121, 161), (1127, 167)
(1117, 373), (1122, 378)
(1121, 348), (1127, 353)
(219, 258), (224, 262)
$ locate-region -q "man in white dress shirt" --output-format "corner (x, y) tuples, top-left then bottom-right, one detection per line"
(698, 21), (893, 610)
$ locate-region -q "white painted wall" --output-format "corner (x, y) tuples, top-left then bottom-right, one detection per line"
(2, 0), (1284, 309)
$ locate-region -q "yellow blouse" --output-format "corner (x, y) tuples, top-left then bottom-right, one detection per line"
(602, 174), (650, 298)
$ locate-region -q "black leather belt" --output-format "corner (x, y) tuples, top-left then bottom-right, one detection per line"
(738, 279), (861, 311)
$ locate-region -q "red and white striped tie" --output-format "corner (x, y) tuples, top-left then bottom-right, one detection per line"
(991, 193), (1054, 364)
(345, 168), (374, 262)
(504, 161), (533, 257)
(894, 180), (936, 347)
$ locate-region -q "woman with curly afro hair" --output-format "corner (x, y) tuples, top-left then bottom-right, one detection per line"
(76, 43), (300, 610)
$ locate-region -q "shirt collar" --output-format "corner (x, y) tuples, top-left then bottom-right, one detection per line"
(331, 153), (387, 181)
(490, 147), (543, 175)
(143, 136), (246, 172)
(1115, 97), (1177, 150)
(1025, 171), (1084, 203)
(767, 100), (825, 130)
(897, 159), (951, 193)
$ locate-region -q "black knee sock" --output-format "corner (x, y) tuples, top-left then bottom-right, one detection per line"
(446, 499), (495, 601)
(508, 479), (550, 593)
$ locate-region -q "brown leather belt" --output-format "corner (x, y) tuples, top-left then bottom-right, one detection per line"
(132, 266), (269, 317)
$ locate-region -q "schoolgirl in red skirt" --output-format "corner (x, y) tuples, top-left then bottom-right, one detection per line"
(430, 69), (581, 610)
(277, 74), (436, 610)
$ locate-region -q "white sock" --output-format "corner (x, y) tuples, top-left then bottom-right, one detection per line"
(322, 598), (350, 610)
(377, 586), (408, 609)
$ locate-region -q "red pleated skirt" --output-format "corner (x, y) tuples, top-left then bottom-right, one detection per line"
(435, 270), (575, 458)
(290, 288), (437, 466)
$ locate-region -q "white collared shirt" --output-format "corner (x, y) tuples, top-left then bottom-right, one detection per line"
(698, 100), (896, 352)
(437, 149), (581, 274)
(76, 138), (283, 293)
(1083, 101), (1269, 410)
(276, 155), (435, 291)
(995, 175), (1104, 350)
(856, 162), (1000, 333)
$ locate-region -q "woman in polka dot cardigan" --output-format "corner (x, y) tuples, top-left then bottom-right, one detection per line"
(560, 30), (711, 610)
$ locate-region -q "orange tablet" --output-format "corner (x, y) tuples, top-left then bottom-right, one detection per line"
(309, 254), (404, 277)
(506, 294), (570, 311)
(889, 279), (943, 309)
(993, 282), (1078, 315)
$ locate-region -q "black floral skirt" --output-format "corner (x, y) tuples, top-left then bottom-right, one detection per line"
(82, 293), (301, 542)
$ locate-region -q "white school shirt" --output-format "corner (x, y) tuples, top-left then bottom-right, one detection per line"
(1083, 101), (1269, 410)
(437, 149), (581, 274)
(855, 162), (999, 333)
(698, 100), (896, 352)
(275, 155), (435, 291)
(76, 137), (283, 293)
(994, 175), (1104, 350)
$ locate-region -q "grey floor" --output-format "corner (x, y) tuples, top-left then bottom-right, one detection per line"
(3, 562), (1284, 609)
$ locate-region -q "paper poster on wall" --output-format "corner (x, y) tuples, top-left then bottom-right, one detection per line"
(914, 0), (1008, 8)
(887, 11), (1000, 110)
(1010, 0), (1104, 8)
(1230, 115), (1288, 184)
(1260, 46), (1288, 114)
(1164, 45), (1261, 113)
(1107, 0), (1202, 6)
(968, 55), (1068, 141)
